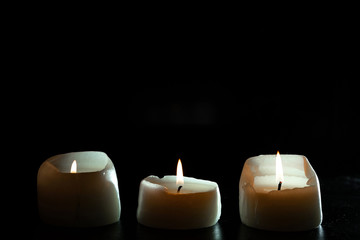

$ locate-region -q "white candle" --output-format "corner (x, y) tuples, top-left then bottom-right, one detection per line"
(37, 151), (121, 227)
(239, 153), (322, 231)
(137, 159), (221, 229)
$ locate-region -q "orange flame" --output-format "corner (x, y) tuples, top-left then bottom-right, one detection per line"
(70, 160), (77, 173)
(276, 151), (284, 183)
(176, 159), (184, 186)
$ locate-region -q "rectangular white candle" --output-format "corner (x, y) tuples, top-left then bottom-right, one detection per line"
(239, 154), (322, 231)
(37, 151), (121, 227)
(137, 175), (221, 229)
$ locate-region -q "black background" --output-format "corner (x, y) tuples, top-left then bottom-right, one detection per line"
(6, 5), (359, 239)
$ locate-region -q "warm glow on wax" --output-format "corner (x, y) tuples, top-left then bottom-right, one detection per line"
(70, 160), (77, 173)
(276, 151), (284, 183)
(176, 159), (184, 186)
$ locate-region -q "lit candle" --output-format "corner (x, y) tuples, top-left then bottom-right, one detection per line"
(37, 151), (121, 227)
(137, 159), (221, 229)
(239, 152), (322, 231)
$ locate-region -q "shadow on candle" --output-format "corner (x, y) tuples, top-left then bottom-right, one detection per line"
(238, 224), (325, 240)
(136, 223), (223, 240)
(35, 221), (124, 240)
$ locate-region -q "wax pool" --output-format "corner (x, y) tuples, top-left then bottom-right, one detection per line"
(137, 175), (221, 229)
(239, 154), (322, 231)
(37, 151), (121, 227)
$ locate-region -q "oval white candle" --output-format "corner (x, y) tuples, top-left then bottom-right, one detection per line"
(37, 151), (121, 227)
(239, 154), (322, 231)
(137, 175), (221, 229)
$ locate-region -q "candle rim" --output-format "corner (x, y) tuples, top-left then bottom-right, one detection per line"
(242, 154), (317, 187)
(45, 151), (111, 173)
(142, 175), (219, 194)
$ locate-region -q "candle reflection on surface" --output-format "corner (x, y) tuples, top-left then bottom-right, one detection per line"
(238, 224), (325, 240)
(35, 222), (124, 240)
(136, 223), (223, 240)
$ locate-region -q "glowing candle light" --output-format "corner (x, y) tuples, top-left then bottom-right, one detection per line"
(176, 159), (184, 193)
(70, 160), (77, 174)
(276, 151), (284, 190)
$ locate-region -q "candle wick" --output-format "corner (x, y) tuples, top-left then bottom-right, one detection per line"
(177, 186), (183, 193)
(277, 181), (282, 191)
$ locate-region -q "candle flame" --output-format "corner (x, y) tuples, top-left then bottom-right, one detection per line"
(176, 159), (184, 186)
(70, 160), (77, 173)
(276, 151), (284, 183)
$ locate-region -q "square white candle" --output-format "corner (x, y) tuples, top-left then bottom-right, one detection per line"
(137, 175), (221, 229)
(239, 154), (322, 231)
(37, 151), (121, 227)
(137, 159), (221, 229)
